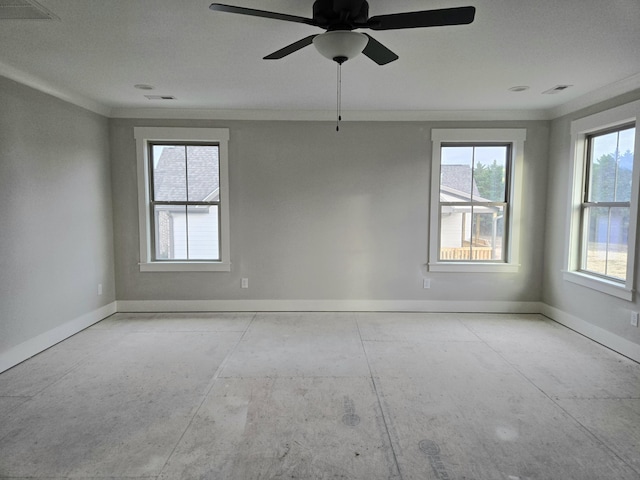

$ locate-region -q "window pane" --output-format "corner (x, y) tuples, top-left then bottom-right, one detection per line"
(471, 205), (505, 261)
(441, 146), (508, 203)
(187, 145), (220, 202)
(441, 147), (473, 202)
(583, 206), (609, 276)
(583, 206), (629, 280)
(439, 204), (504, 261)
(615, 127), (635, 202)
(608, 207), (629, 280)
(154, 205), (187, 260)
(473, 146), (507, 202)
(153, 205), (220, 260)
(588, 128), (636, 203)
(152, 145), (187, 202)
(187, 205), (220, 260)
(439, 204), (471, 259)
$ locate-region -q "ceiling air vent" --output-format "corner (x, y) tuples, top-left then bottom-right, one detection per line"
(144, 95), (177, 100)
(0, 0), (59, 20)
(542, 85), (573, 95)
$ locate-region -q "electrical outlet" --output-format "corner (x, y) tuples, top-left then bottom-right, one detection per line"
(241, 278), (249, 289)
(423, 278), (431, 289)
(97, 283), (103, 295)
(631, 311), (639, 327)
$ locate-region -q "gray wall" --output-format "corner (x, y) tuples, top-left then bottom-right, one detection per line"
(6, 72), (640, 361)
(111, 119), (549, 304)
(0, 76), (115, 354)
(543, 89), (640, 345)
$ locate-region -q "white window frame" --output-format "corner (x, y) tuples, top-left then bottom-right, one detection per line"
(134, 127), (231, 272)
(564, 101), (640, 301)
(429, 129), (526, 273)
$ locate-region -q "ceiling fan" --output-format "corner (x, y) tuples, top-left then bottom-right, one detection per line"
(209, 1), (476, 65)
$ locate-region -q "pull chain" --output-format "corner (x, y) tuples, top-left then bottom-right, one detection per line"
(336, 61), (342, 132)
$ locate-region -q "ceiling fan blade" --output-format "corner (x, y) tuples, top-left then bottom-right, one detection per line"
(362, 34), (398, 65)
(210, 3), (318, 27)
(264, 35), (318, 60)
(367, 6), (476, 30)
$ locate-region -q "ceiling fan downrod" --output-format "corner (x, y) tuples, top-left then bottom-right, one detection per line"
(336, 61), (342, 132)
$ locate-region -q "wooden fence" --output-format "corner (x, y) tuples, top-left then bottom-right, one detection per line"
(440, 247), (494, 260)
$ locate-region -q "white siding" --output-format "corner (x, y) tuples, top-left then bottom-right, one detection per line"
(440, 212), (470, 248)
(171, 207), (220, 260)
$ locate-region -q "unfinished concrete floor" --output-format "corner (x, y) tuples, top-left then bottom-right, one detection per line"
(0, 312), (639, 479)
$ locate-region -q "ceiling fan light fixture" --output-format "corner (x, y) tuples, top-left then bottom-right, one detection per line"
(312, 31), (368, 63)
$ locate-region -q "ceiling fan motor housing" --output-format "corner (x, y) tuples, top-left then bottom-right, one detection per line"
(312, 0), (369, 30)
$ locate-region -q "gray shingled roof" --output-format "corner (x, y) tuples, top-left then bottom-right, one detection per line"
(440, 165), (480, 199)
(153, 146), (219, 202)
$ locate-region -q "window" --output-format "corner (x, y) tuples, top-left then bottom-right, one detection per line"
(581, 126), (635, 279)
(429, 129), (526, 273)
(565, 101), (640, 300)
(135, 127), (230, 272)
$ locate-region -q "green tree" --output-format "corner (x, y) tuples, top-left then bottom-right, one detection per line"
(588, 150), (634, 246)
(590, 150), (633, 202)
(474, 159), (505, 201)
(473, 160), (506, 239)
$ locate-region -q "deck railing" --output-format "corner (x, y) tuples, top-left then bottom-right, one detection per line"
(440, 247), (494, 260)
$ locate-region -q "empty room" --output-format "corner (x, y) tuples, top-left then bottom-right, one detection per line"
(1, 0), (640, 478)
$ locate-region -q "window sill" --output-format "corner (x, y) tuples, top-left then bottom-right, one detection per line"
(563, 270), (633, 301)
(428, 262), (520, 273)
(139, 261), (231, 272)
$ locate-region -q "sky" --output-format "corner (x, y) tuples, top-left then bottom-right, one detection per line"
(441, 146), (508, 169)
(591, 127), (635, 169)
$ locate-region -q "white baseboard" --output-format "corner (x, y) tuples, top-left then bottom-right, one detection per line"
(0, 302), (117, 374)
(541, 304), (640, 363)
(119, 300), (638, 362)
(116, 299), (543, 313)
(3, 301), (637, 374)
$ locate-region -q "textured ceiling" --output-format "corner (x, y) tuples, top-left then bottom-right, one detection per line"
(1, 0), (639, 117)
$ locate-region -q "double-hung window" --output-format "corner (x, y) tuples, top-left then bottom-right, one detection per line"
(581, 125), (635, 279)
(565, 101), (640, 299)
(429, 129), (526, 273)
(135, 127), (230, 272)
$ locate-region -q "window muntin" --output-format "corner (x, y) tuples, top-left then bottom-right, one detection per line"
(134, 127), (230, 272)
(429, 129), (525, 273)
(579, 125), (635, 282)
(564, 101), (640, 300)
(149, 143), (221, 261)
(438, 144), (510, 262)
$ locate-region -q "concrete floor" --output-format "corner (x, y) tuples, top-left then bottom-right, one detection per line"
(0, 312), (639, 479)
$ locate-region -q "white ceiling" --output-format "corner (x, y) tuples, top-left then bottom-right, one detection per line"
(1, 0), (639, 118)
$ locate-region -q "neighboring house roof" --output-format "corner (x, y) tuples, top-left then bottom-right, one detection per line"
(440, 164), (481, 202)
(440, 165), (497, 214)
(154, 146), (219, 202)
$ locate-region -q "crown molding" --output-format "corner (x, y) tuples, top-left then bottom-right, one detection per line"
(549, 72), (640, 120)
(0, 61), (111, 117)
(4, 61), (640, 122)
(108, 107), (549, 121)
